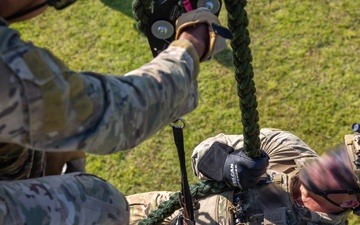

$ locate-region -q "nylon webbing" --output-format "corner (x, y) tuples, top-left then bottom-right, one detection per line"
(170, 119), (195, 224)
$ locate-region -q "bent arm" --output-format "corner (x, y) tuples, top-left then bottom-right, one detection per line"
(0, 26), (199, 154)
(191, 128), (319, 180)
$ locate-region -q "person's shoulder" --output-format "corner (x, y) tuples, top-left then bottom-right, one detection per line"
(0, 21), (24, 54)
(259, 127), (288, 140)
(260, 127), (302, 141)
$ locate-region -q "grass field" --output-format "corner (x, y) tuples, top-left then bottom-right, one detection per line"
(11, 0), (360, 223)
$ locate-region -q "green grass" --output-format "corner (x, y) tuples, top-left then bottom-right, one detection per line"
(11, 0), (360, 223)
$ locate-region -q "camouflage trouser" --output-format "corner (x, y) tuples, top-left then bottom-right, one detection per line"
(0, 172), (129, 225)
(126, 190), (234, 225)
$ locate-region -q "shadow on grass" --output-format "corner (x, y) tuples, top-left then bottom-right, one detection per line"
(101, 0), (134, 18)
(214, 48), (234, 68)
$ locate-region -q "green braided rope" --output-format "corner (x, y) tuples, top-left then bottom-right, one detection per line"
(131, 0), (261, 223)
(132, 0), (153, 36)
(132, 0), (261, 157)
(224, 0), (261, 158)
(138, 180), (230, 225)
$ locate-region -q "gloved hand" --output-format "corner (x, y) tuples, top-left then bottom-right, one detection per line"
(175, 8), (233, 62)
(223, 149), (269, 190)
(198, 141), (269, 190)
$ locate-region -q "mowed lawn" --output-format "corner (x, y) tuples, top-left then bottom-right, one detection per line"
(12, 0), (360, 223)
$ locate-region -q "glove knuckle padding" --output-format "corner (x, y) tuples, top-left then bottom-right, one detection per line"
(176, 9), (220, 36)
(198, 141), (234, 182)
(224, 149), (269, 190)
(197, 141), (269, 190)
(175, 9), (228, 62)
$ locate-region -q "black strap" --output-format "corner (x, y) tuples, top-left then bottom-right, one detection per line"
(5, 1), (48, 21)
(170, 119), (195, 224)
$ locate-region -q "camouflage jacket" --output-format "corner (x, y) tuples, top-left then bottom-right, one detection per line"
(191, 128), (352, 224)
(0, 18), (199, 179)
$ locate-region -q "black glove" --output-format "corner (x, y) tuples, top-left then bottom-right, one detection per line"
(198, 141), (269, 190)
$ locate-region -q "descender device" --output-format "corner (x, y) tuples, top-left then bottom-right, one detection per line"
(146, 0), (222, 57)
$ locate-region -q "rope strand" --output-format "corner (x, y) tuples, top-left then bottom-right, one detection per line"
(132, 0), (262, 223)
(138, 181), (230, 225)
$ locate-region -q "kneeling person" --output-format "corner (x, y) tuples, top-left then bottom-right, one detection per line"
(127, 128), (360, 225)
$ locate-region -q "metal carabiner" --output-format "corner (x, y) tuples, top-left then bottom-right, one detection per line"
(170, 117), (186, 129)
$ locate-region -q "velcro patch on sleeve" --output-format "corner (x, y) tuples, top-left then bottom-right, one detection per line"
(45, 49), (94, 124)
(23, 49), (67, 132)
(63, 72), (93, 123)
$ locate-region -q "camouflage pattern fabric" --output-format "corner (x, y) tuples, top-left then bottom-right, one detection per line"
(191, 128), (319, 178)
(0, 143), (44, 180)
(0, 142), (86, 179)
(0, 15), (200, 224)
(236, 181), (351, 225)
(127, 191), (176, 225)
(0, 143), (85, 180)
(126, 190), (234, 225)
(127, 129), (351, 224)
(0, 18), (199, 154)
(0, 172), (129, 225)
(191, 128), (351, 224)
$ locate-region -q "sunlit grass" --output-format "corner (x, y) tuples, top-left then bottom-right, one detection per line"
(11, 0), (360, 223)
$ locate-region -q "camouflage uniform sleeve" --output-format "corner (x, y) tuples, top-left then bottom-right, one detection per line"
(258, 128), (319, 172)
(191, 128), (319, 179)
(0, 25), (200, 154)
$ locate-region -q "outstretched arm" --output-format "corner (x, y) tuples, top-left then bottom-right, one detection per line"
(0, 25), (202, 154)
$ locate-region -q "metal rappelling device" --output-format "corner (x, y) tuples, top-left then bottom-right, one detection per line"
(139, 0), (262, 158)
(145, 1), (224, 224)
(134, 0), (262, 224)
(146, 0), (222, 57)
(143, 1), (226, 223)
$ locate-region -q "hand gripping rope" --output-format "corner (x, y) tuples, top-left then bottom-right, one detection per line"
(133, 0), (261, 224)
(133, 0), (261, 157)
(144, 0), (222, 57)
